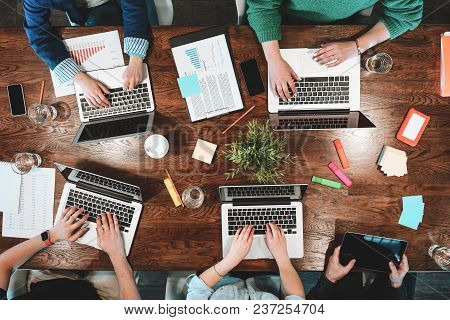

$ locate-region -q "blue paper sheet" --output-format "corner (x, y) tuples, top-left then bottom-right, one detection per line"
(398, 195), (425, 230)
(177, 74), (201, 98)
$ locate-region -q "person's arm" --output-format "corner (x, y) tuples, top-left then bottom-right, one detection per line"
(187, 225), (254, 300)
(120, 0), (151, 91)
(386, 254), (409, 299)
(96, 212), (140, 300)
(307, 246), (355, 300)
(265, 223), (305, 299)
(0, 206), (89, 292)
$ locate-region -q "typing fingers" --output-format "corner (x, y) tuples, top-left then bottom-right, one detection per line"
(63, 206), (77, 221)
(281, 82), (292, 100)
(96, 216), (103, 235)
(276, 83), (287, 101)
(69, 226), (89, 242)
(101, 213), (110, 231)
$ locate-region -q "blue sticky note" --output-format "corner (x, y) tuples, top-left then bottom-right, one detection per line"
(177, 74), (201, 98)
(398, 212), (420, 230)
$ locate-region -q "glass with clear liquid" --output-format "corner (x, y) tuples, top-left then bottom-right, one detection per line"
(28, 103), (57, 125)
(364, 53), (393, 74)
(11, 152), (42, 175)
(428, 245), (450, 270)
(182, 186), (205, 209)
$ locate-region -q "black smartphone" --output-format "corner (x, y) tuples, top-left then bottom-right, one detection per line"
(239, 59), (265, 96)
(7, 84), (27, 116)
(339, 232), (408, 272)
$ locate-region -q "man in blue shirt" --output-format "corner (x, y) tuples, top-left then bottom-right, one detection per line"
(23, 0), (152, 108)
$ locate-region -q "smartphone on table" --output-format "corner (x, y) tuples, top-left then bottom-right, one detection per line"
(7, 84), (27, 116)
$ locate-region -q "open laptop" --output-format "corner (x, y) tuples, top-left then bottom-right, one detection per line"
(220, 184), (307, 259)
(72, 63), (155, 144)
(54, 163), (143, 256)
(268, 48), (375, 130)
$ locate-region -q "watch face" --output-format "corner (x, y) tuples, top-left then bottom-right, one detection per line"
(41, 231), (49, 241)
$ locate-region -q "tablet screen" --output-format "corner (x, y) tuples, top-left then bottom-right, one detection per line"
(339, 232), (408, 272)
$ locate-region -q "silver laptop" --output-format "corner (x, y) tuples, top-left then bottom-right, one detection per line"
(220, 184), (307, 259)
(54, 163), (143, 256)
(75, 63), (155, 122)
(268, 48), (375, 130)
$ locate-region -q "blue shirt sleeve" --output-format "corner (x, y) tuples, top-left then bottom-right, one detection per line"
(186, 275), (215, 300)
(120, 0), (151, 58)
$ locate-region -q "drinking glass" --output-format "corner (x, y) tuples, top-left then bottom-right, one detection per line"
(364, 53), (393, 74)
(428, 245), (450, 271)
(28, 103), (58, 125)
(11, 152), (42, 175)
(182, 185), (205, 209)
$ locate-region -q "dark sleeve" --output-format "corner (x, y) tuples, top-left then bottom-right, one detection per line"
(0, 288), (7, 300)
(306, 275), (336, 300)
(120, 0), (151, 57)
(22, 0), (71, 70)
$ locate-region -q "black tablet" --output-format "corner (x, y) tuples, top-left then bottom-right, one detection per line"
(339, 232), (408, 272)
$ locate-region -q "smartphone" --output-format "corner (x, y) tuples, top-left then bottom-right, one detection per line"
(339, 232), (408, 272)
(239, 59), (265, 96)
(7, 84), (27, 116)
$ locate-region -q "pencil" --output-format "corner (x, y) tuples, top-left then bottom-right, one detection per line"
(39, 80), (45, 104)
(165, 169), (184, 207)
(221, 105), (256, 134)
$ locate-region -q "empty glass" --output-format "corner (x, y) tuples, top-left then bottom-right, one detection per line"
(11, 152), (42, 175)
(182, 185), (205, 209)
(429, 245), (450, 271)
(28, 103), (57, 125)
(364, 53), (393, 74)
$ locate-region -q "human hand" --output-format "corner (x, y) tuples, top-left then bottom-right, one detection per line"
(265, 223), (289, 264)
(74, 72), (110, 108)
(224, 225), (254, 267)
(96, 212), (126, 258)
(324, 246), (356, 283)
(49, 206), (90, 243)
(123, 56), (144, 91)
(389, 255), (409, 288)
(313, 41), (359, 67)
(268, 56), (300, 101)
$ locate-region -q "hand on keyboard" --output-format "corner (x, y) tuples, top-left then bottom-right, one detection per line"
(74, 72), (110, 108)
(265, 223), (289, 263)
(50, 206), (90, 242)
(123, 56), (144, 91)
(224, 225), (254, 267)
(266, 54), (300, 101)
(96, 212), (126, 258)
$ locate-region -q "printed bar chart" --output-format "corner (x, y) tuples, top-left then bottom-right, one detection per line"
(185, 48), (201, 70)
(69, 41), (106, 65)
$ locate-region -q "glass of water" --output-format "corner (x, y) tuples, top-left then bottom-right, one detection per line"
(364, 53), (393, 74)
(28, 103), (58, 125)
(182, 185), (205, 209)
(11, 152), (42, 175)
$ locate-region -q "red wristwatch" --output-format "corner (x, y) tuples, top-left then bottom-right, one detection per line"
(41, 230), (54, 247)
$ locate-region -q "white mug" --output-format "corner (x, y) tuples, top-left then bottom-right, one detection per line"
(144, 134), (169, 159)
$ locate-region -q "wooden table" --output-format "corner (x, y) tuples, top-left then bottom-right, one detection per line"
(0, 25), (449, 271)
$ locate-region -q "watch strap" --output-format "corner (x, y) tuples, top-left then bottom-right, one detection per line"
(41, 230), (54, 247)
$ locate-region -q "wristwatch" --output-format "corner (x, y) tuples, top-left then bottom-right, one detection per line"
(41, 230), (54, 247)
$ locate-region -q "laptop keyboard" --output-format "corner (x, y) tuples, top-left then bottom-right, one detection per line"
(227, 207), (297, 235)
(227, 186), (296, 198)
(65, 189), (135, 233)
(279, 76), (350, 105)
(276, 117), (348, 130)
(75, 171), (141, 196)
(80, 83), (152, 120)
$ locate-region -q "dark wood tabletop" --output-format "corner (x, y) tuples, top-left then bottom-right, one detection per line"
(0, 25), (449, 272)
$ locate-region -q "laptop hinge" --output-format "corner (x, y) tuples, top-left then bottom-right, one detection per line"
(231, 197), (291, 206)
(76, 181), (134, 204)
(278, 110), (350, 116)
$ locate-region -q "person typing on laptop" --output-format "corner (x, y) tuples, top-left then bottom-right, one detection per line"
(306, 246), (411, 299)
(23, 0), (154, 108)
(187, 224), (305, 300)
(247, 0), (423, 101)
(0, 207), (140, 300)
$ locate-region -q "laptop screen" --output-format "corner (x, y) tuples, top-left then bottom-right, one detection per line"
(73, 113), (154, 145)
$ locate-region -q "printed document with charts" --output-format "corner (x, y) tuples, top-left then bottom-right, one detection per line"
(171, 34), (243, 122)
(51, 30), (125, 97)
(0, 162), (55, 239)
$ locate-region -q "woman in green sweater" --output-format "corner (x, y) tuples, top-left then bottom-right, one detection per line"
(247, 0), (423, 100)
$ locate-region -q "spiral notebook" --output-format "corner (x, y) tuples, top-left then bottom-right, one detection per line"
(0, 162), (55, 239)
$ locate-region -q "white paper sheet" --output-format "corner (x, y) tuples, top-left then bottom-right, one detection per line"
(172, 34), (243, 122)
(51, 30), (125, 97)
(2, 167), (55, 239)
(0, 161), (21, 214)
(402, 113), (426, 141)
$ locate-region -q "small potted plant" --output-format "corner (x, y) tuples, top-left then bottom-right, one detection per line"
(223, 120), (294, 184)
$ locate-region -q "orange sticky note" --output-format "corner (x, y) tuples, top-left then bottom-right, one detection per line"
(441, 33), (450, 97)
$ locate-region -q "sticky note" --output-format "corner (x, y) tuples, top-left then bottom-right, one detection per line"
(192, 139), (217, 164)
(177, 74), (201, 98)
(398, 213), (420, 230)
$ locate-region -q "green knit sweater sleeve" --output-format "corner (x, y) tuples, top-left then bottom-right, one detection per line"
(379, 0), (423, 39)
(247, 0), (284, 43)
